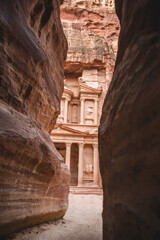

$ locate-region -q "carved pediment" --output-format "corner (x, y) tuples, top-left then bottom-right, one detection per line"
(78, 80), (102, 95)
(51, 124), (85, 135)
(51, 124), (98, 136)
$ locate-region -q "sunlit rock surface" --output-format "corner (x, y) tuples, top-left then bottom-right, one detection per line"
(0, 0), (70, 237)
(99, 0), (160, 239)
(61, 0), (119, 76)
(59, 0), (119, 138)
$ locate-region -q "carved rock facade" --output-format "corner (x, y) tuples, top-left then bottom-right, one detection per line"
(0, 0), (70, 237)
(51, 0), (119, 190)
(51, 77), (102, 188)
(99, 0), (160, 239)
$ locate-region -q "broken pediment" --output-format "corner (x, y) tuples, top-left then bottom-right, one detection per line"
(51, 124), (98, 136)
(51, 124), (86, 135)
(78, 80), (102, 95)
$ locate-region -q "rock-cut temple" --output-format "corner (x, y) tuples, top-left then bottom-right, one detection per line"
(51, 0), (119, 191)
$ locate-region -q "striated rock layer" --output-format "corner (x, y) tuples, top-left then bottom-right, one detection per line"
(99, 0), (160, 239)
(61, 0), (119, 76)
(0, 0), (70, 237)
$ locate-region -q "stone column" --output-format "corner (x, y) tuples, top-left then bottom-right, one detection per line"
(93, 143), (99, 186)
(65, 143), (71, 170)
(94, 99), (98, 125)
(64, 98), (69, 123)
(78, 143), (84, 186)
(80, 98), (85, 125)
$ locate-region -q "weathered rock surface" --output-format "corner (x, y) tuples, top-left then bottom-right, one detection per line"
(99, 1), (160, 239)
(61, 0), (119, 76)
(0, 0), (70, 237)
(60, 0), (119, 132)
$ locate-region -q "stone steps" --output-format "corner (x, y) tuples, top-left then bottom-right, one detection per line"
(69, 186), (103, 195)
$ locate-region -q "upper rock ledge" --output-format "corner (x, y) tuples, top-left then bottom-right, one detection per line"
(61, 0), (119, 75)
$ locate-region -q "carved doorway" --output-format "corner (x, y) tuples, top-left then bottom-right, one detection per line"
(70, 143), (79, 186)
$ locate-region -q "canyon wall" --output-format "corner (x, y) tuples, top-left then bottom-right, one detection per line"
(0, 0), (70, 237)
(99, 1), (160, 239)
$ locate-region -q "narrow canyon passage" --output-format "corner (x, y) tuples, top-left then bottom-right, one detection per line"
(1, 0), (159, 239)
(6, 194), (103, 240)
(0, 0), (117, 238)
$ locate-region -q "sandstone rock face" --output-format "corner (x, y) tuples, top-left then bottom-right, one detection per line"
(0, 0), (70, 237)
(99, 1), (160, 239)
(60, 0), (119, 131)
(61, 0), (119, 76)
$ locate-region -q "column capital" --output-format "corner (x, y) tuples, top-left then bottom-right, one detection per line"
(80, 97), (85, 101)
(66, 142), (72, 147)
(65, 97), (70, 102)
(78, 142), (84, 148)
(93, 143), (98, 148)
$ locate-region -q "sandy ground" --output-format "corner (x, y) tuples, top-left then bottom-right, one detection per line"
(5, 194), (103, 240)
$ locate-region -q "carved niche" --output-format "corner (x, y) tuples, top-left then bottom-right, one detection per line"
(71, 104), (78, 124)
(69, 101), (80, 124)
(83, 145), (93, 183)
(84, 100), (94, 125)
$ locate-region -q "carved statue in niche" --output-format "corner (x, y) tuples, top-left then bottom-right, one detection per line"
(85, 100), (94, 124)
(86, 106), (93, 116)
(85, 164), (93, 173)
(83, 145), (93, 182)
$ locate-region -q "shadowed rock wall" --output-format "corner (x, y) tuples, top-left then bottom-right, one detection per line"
(99, 1), (160, 239)
(0, 0), (70, 237)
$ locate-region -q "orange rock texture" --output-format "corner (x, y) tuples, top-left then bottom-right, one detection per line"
(61, 0), (119, 77)
(60, 0), (119, 133)
(0, 0), (70, 237)
(99, 1), (160, 239)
